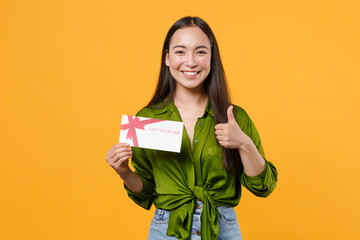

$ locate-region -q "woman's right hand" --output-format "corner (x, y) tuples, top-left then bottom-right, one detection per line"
(106, 142), (133, 179)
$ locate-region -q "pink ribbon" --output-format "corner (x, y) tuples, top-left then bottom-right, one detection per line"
(121, 116), (164, 147)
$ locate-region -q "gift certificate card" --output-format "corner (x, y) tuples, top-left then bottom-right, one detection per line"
(119, 115), (184, 153)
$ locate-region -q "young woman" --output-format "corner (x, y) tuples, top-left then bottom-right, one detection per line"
(106, 16), (278, 240)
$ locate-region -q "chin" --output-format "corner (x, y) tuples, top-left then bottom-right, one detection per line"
(178, 81), (204, 91)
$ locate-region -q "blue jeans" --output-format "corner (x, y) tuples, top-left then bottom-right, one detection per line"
(148, 200), (242, 240)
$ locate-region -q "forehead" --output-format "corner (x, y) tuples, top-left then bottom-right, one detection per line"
(169, 26), (211, 48)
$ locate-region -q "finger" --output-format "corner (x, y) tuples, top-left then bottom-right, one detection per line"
(110, 151), (132, 164)
(216, 135), (225, 141)
(108, 147), (131, 161)
(109, 154), (131, 168)
(109, 143), (128, 154)
(106, 143), (131, 163)
(227, 105), (235, 123)
(215, 124), (226, 130)
(218, 140), (231, 148)
(114, 142), (131, 148)
(113, 150), (132, 161)
(113, 146), (132, 154)
(218, 140), (226, 147)
(112, 145), (131, 153)
(216, 127), (229, 134)
(215, 129), (226, 136)
(216, 134), (230, 141)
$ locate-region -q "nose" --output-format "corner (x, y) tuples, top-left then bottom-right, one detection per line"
(185, 53), (197, 67)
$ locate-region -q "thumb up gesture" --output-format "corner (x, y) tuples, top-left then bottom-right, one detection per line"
(215, 105), (251, 150)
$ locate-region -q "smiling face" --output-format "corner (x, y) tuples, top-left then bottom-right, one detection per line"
(165, 26), (211, 92)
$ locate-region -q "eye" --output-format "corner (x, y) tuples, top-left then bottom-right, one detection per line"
(175, 50), (185, 54)
(197, 50), (207, 55)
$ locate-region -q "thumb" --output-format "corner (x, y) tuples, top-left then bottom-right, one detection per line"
(227, 105), (235, 122)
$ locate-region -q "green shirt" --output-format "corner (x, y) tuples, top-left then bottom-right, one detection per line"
(125, 100), (278, 240)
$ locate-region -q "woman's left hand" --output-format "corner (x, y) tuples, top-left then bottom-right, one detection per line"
(214, 106), (252, 150)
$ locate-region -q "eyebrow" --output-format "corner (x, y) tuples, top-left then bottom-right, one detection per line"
(172, 45), (209, 50)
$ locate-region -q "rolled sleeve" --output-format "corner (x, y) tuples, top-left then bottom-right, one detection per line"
(240, 160), (278, 197)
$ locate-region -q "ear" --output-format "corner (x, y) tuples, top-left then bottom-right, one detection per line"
(165, 49), (170, 67)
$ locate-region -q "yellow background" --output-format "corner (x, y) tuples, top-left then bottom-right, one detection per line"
(1, 0), (359, 239)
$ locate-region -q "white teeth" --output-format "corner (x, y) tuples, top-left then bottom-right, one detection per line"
(183, 71), (198, 76)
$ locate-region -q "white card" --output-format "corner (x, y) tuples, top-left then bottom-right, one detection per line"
(119, 115), (184, 153)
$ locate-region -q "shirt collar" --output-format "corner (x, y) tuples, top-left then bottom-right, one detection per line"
(150, 98), (173, 117)
(202, 99), (214, 118)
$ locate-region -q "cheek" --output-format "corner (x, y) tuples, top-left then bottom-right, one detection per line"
(168, 56), (182, 69)
(199, 57), (211, 71)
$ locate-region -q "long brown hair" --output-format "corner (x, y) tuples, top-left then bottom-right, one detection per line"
(147, 16), (241, 173)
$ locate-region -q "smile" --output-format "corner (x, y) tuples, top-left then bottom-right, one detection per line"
(182, 71), (200, 76)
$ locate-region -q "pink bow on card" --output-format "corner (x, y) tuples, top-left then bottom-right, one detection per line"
(121, 116), (164, 147)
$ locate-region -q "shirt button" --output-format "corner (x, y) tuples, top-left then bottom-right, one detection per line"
(196, 204), (202, 209)
(194, 139), (198, 143)
(194, 231), (201, 236)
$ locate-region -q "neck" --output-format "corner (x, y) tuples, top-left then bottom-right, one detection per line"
(173, 85), (207, 107)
